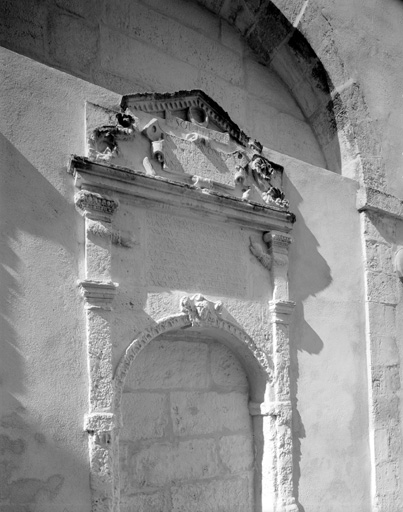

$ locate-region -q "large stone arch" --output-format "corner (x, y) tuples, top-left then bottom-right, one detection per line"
(196, 0), (380, 187)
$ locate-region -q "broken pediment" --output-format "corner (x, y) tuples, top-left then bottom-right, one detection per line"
(86, 90), (290, 211)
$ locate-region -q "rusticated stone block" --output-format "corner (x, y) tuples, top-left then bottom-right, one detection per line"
(171, 476), (253, 512)
(219, 434), (254, 473)
(125, 339), (209, 390)
(210, 342), (248, 389)
(171, 391), (251, 436)
(120, 393), (168, 441)
(125, 439), (220, 488)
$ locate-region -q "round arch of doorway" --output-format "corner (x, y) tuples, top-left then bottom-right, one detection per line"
(113, 312), (272, 419)
(195, 0), (382, 189)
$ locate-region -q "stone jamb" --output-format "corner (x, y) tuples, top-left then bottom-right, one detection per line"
(359, 208), (402, 512)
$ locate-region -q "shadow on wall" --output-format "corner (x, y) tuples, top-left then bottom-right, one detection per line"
(0, 132), (86, 510)
(283, 176), (332, 511)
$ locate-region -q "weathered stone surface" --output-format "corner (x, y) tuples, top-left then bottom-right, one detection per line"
(49, 14), (98, 75)
(171, 391), (251, 436)
(171, 477), (253, 512)
(119, 491), (169, 512)
(210, 342), (248, 388)
(124, 439), (220, 488)
(124, 340), (209, 390)
(120, 393), (168, 440)
(219, 434), (254, 473)
(365, 271), (398, 305)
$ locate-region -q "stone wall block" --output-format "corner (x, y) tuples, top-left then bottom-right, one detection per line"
(218, 434), (254, 473)
(0, 0), (47, 59)
(120, 393), (168, 441)
(291, 79), (321, 119)
(171, 391), (251, 436)
(244, 60), (304, 120)
(141, 0), (220, 39)
(220, 19), (244, 54)
(88, 311), (113, 411)
(210, 343), (248, 389)
(366, 271), (398, 305)
(388, 426), (402, 460)
(196, 71), (246, 127)
(376, 462), (399, 495)
(374, 428), (390, 464)
(364, 241), (393, 274)
(119, 491), (169, 512)
(105, 2), (243, 86)
(49, 13), (97, 76)
(367, 303), (396, 338)
(99, 27), (199, 92)
(125, 439), (220, 488)
(372, 336), (399, 366)
(360, 157), (387, 191)
(385, 365), (401, 393)
(270, 47), (305, 91)
(309, 103), (338, 147)
(365, 240), (381, 271)
(373, 394), (400, 428)
(56, 0), (99, 21)
(363, 212), (396, 244)
(171, 477), (253, 512)
(124, 340), (209, 390)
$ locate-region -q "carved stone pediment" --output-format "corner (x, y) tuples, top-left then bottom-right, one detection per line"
(86, 90), (291, 211)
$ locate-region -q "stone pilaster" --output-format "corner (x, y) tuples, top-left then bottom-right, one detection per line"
(264, 230), (299, 512)
(75, 189), (119, 512)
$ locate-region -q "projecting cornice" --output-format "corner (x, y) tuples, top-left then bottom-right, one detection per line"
(69, 155), (295, 232)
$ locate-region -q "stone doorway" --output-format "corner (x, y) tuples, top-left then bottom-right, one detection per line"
(119, 330), (255, 512)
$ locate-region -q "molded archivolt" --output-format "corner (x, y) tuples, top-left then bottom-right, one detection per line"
(113, 312), (272, 421)
(197, 0), (381, 186)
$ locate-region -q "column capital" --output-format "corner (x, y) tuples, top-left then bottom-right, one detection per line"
(264, 231), (293, 252)
(78, 280), (118, 310)
(75, 189), (119, 221)
(269, 300), (296, 322)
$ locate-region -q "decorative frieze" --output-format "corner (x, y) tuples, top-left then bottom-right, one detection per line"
(75, 190), (119, 221)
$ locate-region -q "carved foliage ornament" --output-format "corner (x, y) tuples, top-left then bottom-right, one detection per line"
(180, 294), (223, 326)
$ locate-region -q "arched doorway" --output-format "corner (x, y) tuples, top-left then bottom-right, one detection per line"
(112, 313), (274, 512)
